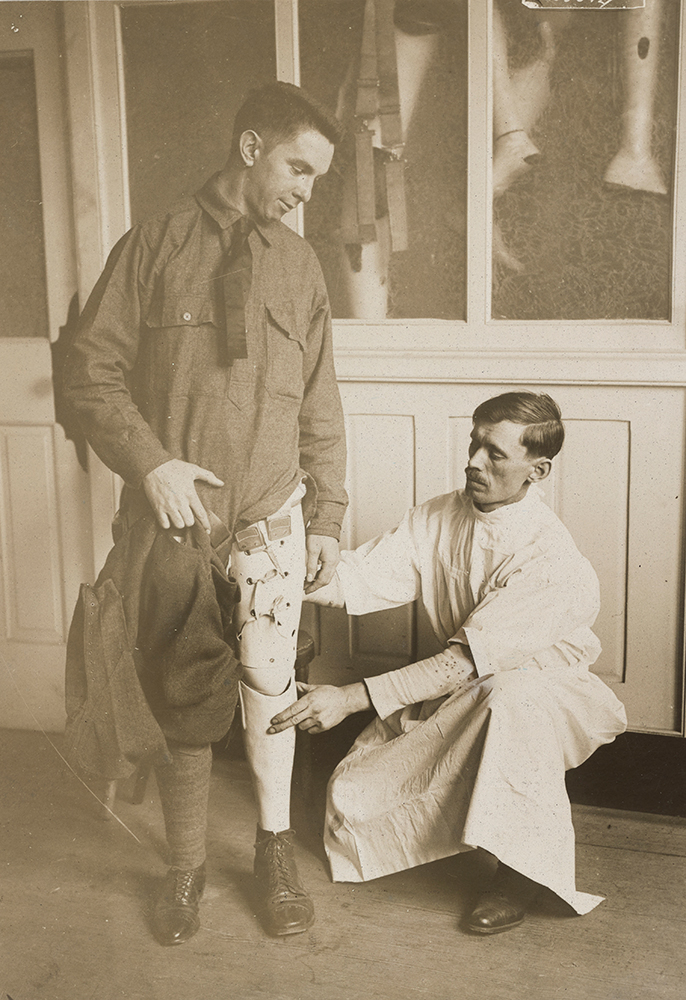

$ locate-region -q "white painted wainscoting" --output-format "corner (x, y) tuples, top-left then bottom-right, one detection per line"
(304, 373), (686, 737)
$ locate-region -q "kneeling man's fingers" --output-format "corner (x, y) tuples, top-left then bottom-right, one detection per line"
(298, 717), (324, 733)
(268, 700), (309, 733)
(267, 717), (295, 733)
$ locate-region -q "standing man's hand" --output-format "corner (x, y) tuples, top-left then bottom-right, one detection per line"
(142, 458), (224, 533)
(304, 534), (340, 593)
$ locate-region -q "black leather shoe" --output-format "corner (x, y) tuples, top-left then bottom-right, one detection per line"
(152, 863), (206, 946)
(467, 890), (526, 934)
(467, 864), (539, 935)
(254, 828), (315, 936)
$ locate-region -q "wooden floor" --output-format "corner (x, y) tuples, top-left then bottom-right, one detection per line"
(2, 728), (685, 1000)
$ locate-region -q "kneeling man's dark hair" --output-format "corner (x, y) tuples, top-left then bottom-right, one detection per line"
(472, 391), (564, 459)
(232, 81), (344, 154)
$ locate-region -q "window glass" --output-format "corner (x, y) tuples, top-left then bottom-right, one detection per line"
(121, 0), (276, 224)
(0, 52), (48, 338)
(492, 0), (679, 321)
(300, 0), (467, 320)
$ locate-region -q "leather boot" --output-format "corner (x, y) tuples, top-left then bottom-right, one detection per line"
(254, 827), (315, 936)
(152, 863), (206, 946)
(467, 863), (540, 935)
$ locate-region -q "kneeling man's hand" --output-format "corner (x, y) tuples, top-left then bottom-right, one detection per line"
(268, 682), (371, 734)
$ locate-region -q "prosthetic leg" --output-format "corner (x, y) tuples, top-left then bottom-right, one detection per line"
(231, 488), (314, 936)
(338, 0), (441, 319)
(492, 2), (545, 200)
(603, 0), (667, 196)
(492, 3), (558, 271)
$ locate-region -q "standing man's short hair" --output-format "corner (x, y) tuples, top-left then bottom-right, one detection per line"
(231, 81), (345, 154)
(472, 391), (565, 459)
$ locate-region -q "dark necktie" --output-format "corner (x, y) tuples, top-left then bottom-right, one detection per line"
(222, 216), (252, 363)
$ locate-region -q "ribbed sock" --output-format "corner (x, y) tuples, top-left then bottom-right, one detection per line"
(154, 740), (212, 870)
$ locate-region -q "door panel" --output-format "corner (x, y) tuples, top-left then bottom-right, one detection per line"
(0, 3), (91, 731)
(0, 426), (64, 645)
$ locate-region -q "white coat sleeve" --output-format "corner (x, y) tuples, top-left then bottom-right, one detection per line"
(305, 509), (423, 615)
(364, 645), (477, 719)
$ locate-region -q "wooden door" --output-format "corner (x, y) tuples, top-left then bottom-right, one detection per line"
(0, 3), (91, 731)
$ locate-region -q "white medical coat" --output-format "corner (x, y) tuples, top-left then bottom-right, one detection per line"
(309, 487), (627, 914)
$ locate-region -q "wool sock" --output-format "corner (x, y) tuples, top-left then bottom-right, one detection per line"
(154, 740), (213, 870)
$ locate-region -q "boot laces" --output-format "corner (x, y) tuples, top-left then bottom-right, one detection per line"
(170, 867), (200, 903)
(262, 836), (302, 898)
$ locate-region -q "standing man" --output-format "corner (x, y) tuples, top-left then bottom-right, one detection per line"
(271, 392), (627, 934)
(64, 83), (347, 944)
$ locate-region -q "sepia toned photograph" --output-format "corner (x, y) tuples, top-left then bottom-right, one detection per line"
(1, 1), (685, 997)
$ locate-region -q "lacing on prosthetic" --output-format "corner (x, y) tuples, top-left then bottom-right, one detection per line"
(237, 585), (294, 644)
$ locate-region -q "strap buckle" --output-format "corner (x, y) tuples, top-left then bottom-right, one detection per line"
(234, 524), (266, 553)
(266, 514), (292, 542)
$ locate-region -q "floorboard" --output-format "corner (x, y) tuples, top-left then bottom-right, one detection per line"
(1, 729), (685, 1000)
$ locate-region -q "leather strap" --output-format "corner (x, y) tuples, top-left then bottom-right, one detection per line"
(348, 0), (408, 252)
(385, 156), (408, 251)
(355, 126), (378, 243)
(356, 0), (379, 118)
(375, 0), (403, 150)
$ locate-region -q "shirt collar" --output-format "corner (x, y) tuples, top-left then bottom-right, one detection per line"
(465, 483), (541, 523)
(195, 172), (290, 249)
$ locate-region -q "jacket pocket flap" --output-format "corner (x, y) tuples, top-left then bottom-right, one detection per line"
(146, 294), (218, 329)
(265, 299), (307, 349)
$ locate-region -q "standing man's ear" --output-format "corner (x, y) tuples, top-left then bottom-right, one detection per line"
(239, 130), (262, 167)
(528, 458), (552, 484)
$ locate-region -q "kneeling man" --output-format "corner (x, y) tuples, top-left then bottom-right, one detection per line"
(270, 391), (627, 933)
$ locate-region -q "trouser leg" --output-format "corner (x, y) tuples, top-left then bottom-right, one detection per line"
(154, 740), (213, 870)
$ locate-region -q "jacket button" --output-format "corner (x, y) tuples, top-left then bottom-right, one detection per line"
(182, 311), (192, 321)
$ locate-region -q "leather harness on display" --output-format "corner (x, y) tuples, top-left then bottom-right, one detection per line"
(347, 0), (409, 253)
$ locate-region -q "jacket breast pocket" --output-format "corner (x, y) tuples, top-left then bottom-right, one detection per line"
(145, 293), (218, 331)
(264, 303), (307, 402)
(144, 292), (252, 403)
